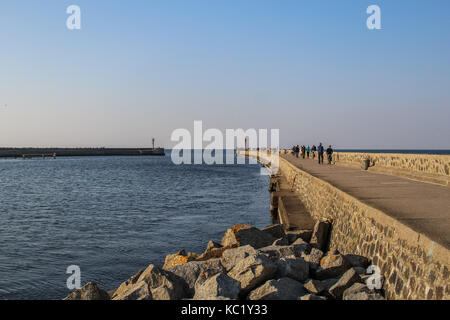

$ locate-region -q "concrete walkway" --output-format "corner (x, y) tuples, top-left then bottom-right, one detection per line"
(281, 154), (450, 249)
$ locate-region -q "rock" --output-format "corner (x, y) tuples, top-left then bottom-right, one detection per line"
(354, 267), (366, 275)
(310, 221), (330, 251)
(163, 250), (200, 269)
(329, 268), (361, 299)
(64, 282), (110, 300)
(300, 294), (327, 300)
(222, 224), (276, 249)
(343, 282), (385, 300)
(304, 279), (326, 294)
(302, 248), (323, 272)
(110, 269), (144, 299)
(272, 237), (289, 246)
(113, 281), (152, 300)
(167, 259), (225, 297)
(206, 240), (222, 250)
(221, 245), (258, 271)
(285, 230), (312, 244)
(342, 282), (369, 299)
(248, 278), (307, 300)
(315, 251), (351, 280)
(344, 254), (370, 269)
(113, 264), (187, 300)
(344, 291), (385, 300)
(193, 273), (241, 300)
(259, 243), (310, 261)
(262, 224), (286, 239)
(228, 254), (277, 293)
(275, 256), (309, 282)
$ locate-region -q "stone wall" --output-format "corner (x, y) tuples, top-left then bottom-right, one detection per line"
(244, 150), (449, 300)
(279, 150), (450, 186)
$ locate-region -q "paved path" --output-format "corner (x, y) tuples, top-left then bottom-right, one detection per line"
(281, 154), (450, 249)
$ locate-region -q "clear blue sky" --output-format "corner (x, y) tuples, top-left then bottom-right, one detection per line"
(1, 0), (449, 149)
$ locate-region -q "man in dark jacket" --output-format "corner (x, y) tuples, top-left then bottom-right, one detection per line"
(317, 143), (324, 164)
(326, 145), (333, 164)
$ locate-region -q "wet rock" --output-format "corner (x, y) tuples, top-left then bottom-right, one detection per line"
(248, 278), (307, 300)
(310, 221), (330, 251)
(193, 273), (241, 300)
(315, 251), (351, 280)
(222, 225), (276, 249)
(262, 224), (286, 239)
(228, 254), (277, 293)
(64, 282), (110, 300)
(221, 245), (258, 271)
(329, 268), (361, 299)
(300, 294), (327, 300)
(275, 256), (309, 282)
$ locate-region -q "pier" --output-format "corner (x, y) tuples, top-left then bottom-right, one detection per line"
(0, 148), (165, 159)
(240, 149), (450, 300)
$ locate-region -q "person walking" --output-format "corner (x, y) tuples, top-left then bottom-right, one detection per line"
(306, 145), (310, 158)
(326, 145), (333, 164)
(295, 145), (300, 158)
(311, 145), (316, 160)
(301, 145), (306, 159)
(317, 143), (324, 164)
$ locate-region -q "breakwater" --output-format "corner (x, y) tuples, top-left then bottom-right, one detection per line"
(243, 150), (449, 300)
(0, 147), (165, 158)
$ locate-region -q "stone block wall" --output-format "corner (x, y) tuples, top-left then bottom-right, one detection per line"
(245, 150), (449, 300)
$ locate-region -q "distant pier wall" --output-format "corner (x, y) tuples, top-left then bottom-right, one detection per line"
(0, 148), (165, 158)
(242, 150), (449, 300)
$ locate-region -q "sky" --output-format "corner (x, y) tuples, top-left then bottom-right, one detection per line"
(0, 0), (449, 149)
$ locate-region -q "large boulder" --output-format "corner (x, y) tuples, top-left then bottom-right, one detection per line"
(258, 243), (310, 261)
(248, 278), (307, 300)
(163, 249), (200, 269)
(228, 254), (277, 294)
(221, 245), (258, 271)
(112, 264), (187, 300)
(344, 254), (370, 269)
(193, 273), (241, 300)
(64, 282), (110, 300)
(275, 256), (309, 282)
(286, 230), (313, 244)
(343, 282), (384, 300)
(222, 225), (276, 249)
(328, 268), (361, 299)
(300, 294), (327, 300)
(315, 250), (351, 280)
(261, 224), (286, 239)
(304, 279), (326, 295)
(272, 237), (289, 246)
(302, 247), (323, 272)
(310, 221), (330, 251)
(196, 241), (234, 261)
(167, 258), (225, 297)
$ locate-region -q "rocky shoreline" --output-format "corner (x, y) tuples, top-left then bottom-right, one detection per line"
(64, 222), (385, 300)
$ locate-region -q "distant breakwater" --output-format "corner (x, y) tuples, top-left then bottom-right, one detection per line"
(0, 148), (165, 158)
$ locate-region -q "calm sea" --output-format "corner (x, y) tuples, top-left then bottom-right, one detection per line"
(0, 152), (270, 300)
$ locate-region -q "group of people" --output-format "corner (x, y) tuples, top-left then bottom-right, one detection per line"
(291, 143), (333, 165)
